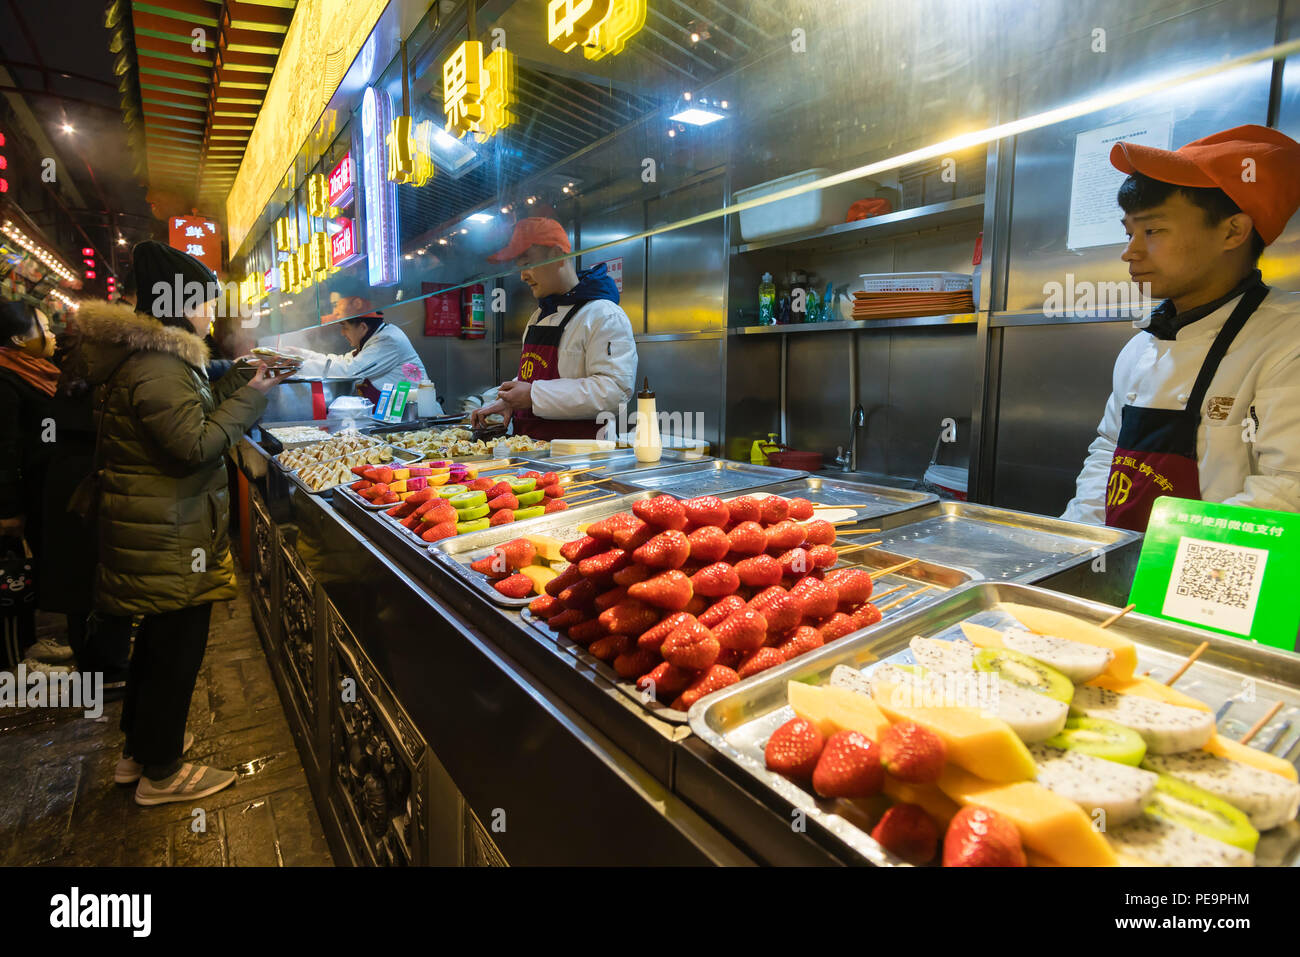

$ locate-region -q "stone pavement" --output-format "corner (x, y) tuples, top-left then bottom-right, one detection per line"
(0, 576), (334, 866)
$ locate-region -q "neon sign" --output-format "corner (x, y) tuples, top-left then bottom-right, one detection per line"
(546, 1), (644, 60)
(306, 173), (329, 217)
(328, 152), (354, 208)
(360, 86), (399, 286)
(330, 218), (362, 268)
(442, 42), (513, 142)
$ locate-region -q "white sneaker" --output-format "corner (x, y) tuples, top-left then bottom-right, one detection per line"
(19, 657), (72, 675)
(135, 762), (236, 806)
(114, 731), (196, 785)
(26, 637), (74, 663)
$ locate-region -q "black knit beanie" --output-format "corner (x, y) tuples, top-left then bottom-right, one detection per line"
(131, 240), (218, 330)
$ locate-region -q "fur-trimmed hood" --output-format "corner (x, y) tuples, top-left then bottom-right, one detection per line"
(64, 299), (210, 386)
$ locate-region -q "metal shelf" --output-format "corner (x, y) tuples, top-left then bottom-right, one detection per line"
(731, 194), (985, 254)
(729, 313), (978, 335)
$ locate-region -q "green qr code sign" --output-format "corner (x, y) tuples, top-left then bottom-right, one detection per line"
(1129, 497), (1300, 651)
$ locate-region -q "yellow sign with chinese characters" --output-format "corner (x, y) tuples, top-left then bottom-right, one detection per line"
(294, 242), (313, 291)
(387, 116), (436, 187)
(442, 41), (514, 141)
(239, 273), (264, 307)
(275, 215), (297, 253)
(308, 231), (331, 276)
(306, 173), (329, 217)
(546, 0), (644, 60)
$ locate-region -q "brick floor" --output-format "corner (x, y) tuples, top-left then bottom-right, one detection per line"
(0, 576), (333, 867)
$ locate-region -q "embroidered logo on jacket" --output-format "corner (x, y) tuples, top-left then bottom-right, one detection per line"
(1205, 395), (1235, 421)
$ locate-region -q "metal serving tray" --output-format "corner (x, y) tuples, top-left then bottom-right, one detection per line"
(285, 445), (421, 495)
(816, 500), (1143, 585)
(272, 432), (392, 472)
(741, 476), (938, 521)
(688, 581), (1300, 867)
(613, 459), (808, 497)
(517, 447), (700, 476)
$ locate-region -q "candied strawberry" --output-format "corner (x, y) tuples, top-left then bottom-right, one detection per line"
(683, 594), (710, 616)
(818, 612), (858, 641)
(529, 594), (560, 619)
(812, 730), (883, 798)
(579, 548), (630, 583)
(594, 586), (630, 611)
(350, 479), (373, 493)
(712, 607), (768, 652)
(737, 647), (786, 679)
(786, 497), (815, 521)
(386, 501), (417, 518)
(627, 569), (693, 611)
(598, 599), (661, 638)
(559, 535), (605, 563)
(636, 661), (695, 700)
(760, 496), (791, 525)
(537, 471), (559, 487)
(613, 647), (661, 680)
(488, 508), (515, 526)
(727, 497), (763, 525)
(687, 525), (731, 563)
(470, 555), (510, 579)
(763, 717), (824, 779)
(632, 495), (688, 530)
(872, 803), (940, 866)
(671, 665), (739, 711)
(775, 624), (824, 661)
(400, 515), (422, 531)
(880, 721), (948, 785)
(660, 618), (721, 670)
(493, 539), (536, 569)
(765, 520), (806, 553)
(612, 563), (651, 587)
(542, 484), (566, 498)
(405, 488), (434, 505)
(544, 563), (583, 597)
(726, 521), (767, 556)
(735, 554), (783, 588)
(632, 530), (691, 569)
(776, 547), (815, 579)
(698, 594), (746, 628)
(487, 492), (520, 512)
(558, 578), (598, 610)
(467, 477), (495, 492)
(519, 471), (542, 481)
(588, 633), (633, 661)
(420, 521), (457, 542)
(828, 567), (874, 604)
(612, 519), (656, 552)
(943, 807), (1026, 868)
(683, 495), (730, 528)
(586, 512), (639, 542)
(801, 519), (837, 546)
(849, 602), (883, 629)
(545, 608), (587, 631)
(690, 562), (740, 598)
(637, 611), (694, 651)
(750, 586), (804, 633)
(544, 498), (569, 513)
(793, 578), (839, 618)
(492, 573), (533, 599)
(808, 543), (839, 569)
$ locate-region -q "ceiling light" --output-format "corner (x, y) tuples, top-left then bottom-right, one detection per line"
(61, 123), (75, 135)
(500, 206), (509, 214)
(669, 107), (725, 126)
(467, 213), (493, 223)
(690, 32), (700, 43)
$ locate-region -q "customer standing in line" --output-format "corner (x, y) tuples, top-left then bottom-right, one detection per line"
(63, 242), (287, 805)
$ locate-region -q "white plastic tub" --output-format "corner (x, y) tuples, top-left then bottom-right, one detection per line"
(860, 272), (973, 293)
(734, 168), (873, 242)
(924, 464), (969, 501)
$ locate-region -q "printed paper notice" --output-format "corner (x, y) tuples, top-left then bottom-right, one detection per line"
(1067, 115), (1173, 250)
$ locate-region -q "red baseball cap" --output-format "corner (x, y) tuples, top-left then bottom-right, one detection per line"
(486, 217), (572, 263)
(1110, 124), (1300, 245)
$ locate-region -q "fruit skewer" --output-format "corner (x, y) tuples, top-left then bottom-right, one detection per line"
(1239, 701), (1285, 745)
(560, 479), (610, 490)
(875, 582), (935, 613)
(867, 557), (919, 579)
(867, 581), (910, 604)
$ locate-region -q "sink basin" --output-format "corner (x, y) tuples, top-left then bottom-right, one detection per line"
(815, 468), (924, 491)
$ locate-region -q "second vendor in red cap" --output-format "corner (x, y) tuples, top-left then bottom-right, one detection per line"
(471, 217), (637, 439)
(1063, 124), (1300, 531)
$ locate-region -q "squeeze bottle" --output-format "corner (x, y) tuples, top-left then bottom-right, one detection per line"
(633, 377), (662, 463)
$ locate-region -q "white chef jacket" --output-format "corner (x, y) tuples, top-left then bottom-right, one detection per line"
(516, 299), (637, 420)
(293, 322), (427, 385)
(1062, 288), (1300, 525)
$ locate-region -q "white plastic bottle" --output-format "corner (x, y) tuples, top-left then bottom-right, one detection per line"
(633, 377), (662, 463)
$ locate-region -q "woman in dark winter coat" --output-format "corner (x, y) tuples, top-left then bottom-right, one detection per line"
(0, 300), (62, 669)
(64, 241), (286, 806)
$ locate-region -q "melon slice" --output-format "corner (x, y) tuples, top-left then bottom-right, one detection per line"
(786, 681), (891, 741)
(523, 534), (566, 563)
(994, 602), (1137, 680)
(870, 673), (1036, 783)
(883, 777), (961, 826)
(518, 565), (558, 594)
(1087, 673), (1212, 712)
(938, 765), (1118, 866)
(1205, 734), (1299, 782)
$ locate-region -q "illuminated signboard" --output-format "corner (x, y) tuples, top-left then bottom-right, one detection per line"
(330, 218), (362, 268)
(442, 41), (514, 141)
(308, 231), (330, 276)
(328, 152), (354, 208)
(306, 173), (329, 217)
(168, 215), (221, 272)
(360, 86), (399, 287)
(546, 0), (645, 60)
(387, 116), (436, 187)
(264, 267), (278, 295)
(0, 130), (8, 194)
(275, 215), (297, 253)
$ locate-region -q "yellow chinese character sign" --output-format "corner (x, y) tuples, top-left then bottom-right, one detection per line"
(546, 0), (643, 60)
(275, 215), (297, 253)
(306, 173), (329, 217)
(442, 41), (514, 141)
(387, 116), (436, 187)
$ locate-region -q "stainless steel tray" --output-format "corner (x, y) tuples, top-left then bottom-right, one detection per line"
(613, 459), (808, 496)
(272, 432), (393, 472)
(688, 581), (1300, 867)
(738, 476), (938, 521)
(285, 445), (422, 495)
(817, 500), (1143, 584)
(517, 447), (702, 476)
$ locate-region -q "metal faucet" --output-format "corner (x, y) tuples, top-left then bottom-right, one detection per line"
(834, 403), (866, 471)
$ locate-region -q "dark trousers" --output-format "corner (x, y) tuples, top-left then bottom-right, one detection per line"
(120, 603), (213, 779)
(66, 613), (132, 681)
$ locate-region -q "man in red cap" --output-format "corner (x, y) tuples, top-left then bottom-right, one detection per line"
(471, 217), (637, 438)
(1063, 124), (1300, 530)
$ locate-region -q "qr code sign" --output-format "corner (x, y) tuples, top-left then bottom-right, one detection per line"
(1162, 536), (1268, 636)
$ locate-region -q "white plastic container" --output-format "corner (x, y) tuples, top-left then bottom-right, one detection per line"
(734, 168), (874, 242)
(924, 464), (969, 501)
(416, 380), (441, 416)
(860, 272), (973, 293)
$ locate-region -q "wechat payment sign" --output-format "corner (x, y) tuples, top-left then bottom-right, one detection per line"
(1129, 497), (1300, 650)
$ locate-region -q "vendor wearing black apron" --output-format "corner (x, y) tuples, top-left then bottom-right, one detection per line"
(471, 217), (638, 439)
(1063, 125), (1300, 531)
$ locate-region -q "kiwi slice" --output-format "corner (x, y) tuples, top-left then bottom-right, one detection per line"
(514, 505), (546, 520)
(455, 518), (491, 535)
(436, 484), (468, 498)
(449, 490), (487, 509)
(515, 489), (546, 507)
(1046, 716), (1147, 766)
(1145, 774), (1259, 853)
(974, 647), (1074, 703)
(455, 503), (491, 521)
(506, 477), (537, 494)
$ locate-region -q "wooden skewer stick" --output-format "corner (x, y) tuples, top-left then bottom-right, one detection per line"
(569, 493), (616, 505)
(561, 479), (607, 490)
(1098, 603), (1136, 628)
(559, 466), (608, 477)
(1164, 641), (1210, 687)
(839, 540), (884, 551)
(812, 504), (877, 510)
(1240, 701), (1285, 745)
(835, 527), (883, 535)
(870, 558), (919, 579)
(877, 583), (935, 613)
(868, 582), (910, 603)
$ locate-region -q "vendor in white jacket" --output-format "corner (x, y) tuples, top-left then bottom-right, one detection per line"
(290, 310), (427, 406)
(1063, 124), (1300, 531)
(471, 217), (637, 438)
